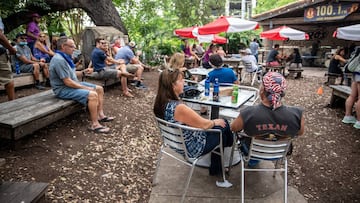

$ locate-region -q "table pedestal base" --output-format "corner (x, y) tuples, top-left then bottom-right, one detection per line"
(193, 147), (241, 168)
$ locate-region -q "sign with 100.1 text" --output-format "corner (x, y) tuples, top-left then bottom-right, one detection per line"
(304, 2), (359, 22)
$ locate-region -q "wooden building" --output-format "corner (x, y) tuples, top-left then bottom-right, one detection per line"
(251, 0), (360, 66)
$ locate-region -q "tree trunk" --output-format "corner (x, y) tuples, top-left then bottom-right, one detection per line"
(2, 0), (128, 35)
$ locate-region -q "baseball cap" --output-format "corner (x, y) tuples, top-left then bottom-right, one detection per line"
(128, 41), (136, 48)
(16, 33), (27, 39)
(245, 48), (252, 54)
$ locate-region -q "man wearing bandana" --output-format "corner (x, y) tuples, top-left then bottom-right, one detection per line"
(231, 72), (305, 167)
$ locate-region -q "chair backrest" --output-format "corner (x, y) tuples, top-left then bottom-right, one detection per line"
(246, 134), (292, 162)
(237, 85), (259, 105)
(243, 61), (254, 73)
(155, 117), (222, 160)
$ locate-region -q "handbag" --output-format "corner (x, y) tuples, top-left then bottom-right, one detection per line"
(180, 85), (201, 98)
(345, 54), (360, 73)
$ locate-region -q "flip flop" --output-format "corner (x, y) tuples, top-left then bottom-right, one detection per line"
(98, 116), (115, 122)
(88, 126), (110, 134)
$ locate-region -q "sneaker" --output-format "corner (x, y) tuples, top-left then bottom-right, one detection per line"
(135, 83), (147, 90)
(247, 159), (260, 168)
(130, 80), (137, 86)
(353, 121), (360, 129)
(342, 116), (357, 124)
(35, 84), (46, 90)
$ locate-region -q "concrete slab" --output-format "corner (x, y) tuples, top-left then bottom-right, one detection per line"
(149, 149), (307, 203)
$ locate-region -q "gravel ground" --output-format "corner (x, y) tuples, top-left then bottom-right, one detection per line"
(0, 68), (359, 202)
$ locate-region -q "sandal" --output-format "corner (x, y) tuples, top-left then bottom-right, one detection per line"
(98, 116), (115, 122)
(88, 126), (110, 134)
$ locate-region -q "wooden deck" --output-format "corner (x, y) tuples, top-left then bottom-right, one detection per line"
(0, 90), (83, 140)
(0, 181), (48, 203)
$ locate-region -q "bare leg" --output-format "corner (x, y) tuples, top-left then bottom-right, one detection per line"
(33, 64), (40, 80)
(87, 91), (105, 129)
(355, 82), (360, 121)
(42, 63), (50, 78)
(345, 81), (358, 116)
(5, 81), (15, 100)
(95, 85), (105, 118)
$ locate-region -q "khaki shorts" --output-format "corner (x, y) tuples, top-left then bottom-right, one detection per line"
(126, 64), (140, 74)
(0, 54), (13, 85)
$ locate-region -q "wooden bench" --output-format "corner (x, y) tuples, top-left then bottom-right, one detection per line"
(287, 69), (304, 79)
(82, 73), (120, 88)
(0, 181), (48, 203)
(329, 85), (351, 108)
(0, 90), (83, 141)
(263, 65), (285, 75)
(0, 73), (44, 90)
(325, 73), (341, 85)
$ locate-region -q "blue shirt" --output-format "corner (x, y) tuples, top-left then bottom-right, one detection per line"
(208, 67), (238, 84)
(91, 47), (106, 72)
(114, 45), (134, 64)
(164, 100), (206, 158)
(49, 53), (79, 95)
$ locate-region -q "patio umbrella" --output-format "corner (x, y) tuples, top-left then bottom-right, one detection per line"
(333, 24), (360, 41)
(260, 26), (309, 41)
(197, 16), (259, 35)
(174, 26), (227, 44)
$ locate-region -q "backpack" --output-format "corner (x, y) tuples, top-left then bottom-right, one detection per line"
(345, 54), (360, 73)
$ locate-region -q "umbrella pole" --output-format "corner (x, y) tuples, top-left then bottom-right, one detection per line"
(226, 33), (228, 54)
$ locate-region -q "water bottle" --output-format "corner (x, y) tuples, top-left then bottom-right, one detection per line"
(213, 78), (219, 102)
(15, 62), (20, 75)
(231, 85), (238, 104)
(204, 76), (210, 96)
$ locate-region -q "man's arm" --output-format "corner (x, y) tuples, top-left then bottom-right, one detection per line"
(63, 77), (94, 91)
(0, 32), (16, 54)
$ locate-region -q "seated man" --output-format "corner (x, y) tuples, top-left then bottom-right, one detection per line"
(231, 72), (305, 167)
(91, 37), (134, 97)
(240, 48), (262, 82)
(114, 41), (147, 89)
(49, 36), (114, 133)
(15, 32), (50, 90)
(266, 44), (284, 67)
(208, 54), (239, 84)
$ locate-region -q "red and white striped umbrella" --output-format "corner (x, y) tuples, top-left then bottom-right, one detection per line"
(197, 16), (259, 35)
(260, 26), (309, 41)
(174, 26), (227, 44)
(333, 24), (360, 41)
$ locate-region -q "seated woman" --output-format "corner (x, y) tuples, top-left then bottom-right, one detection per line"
(328, 47), (347, 85)
(33, 32), (54, 63)
(153, 69), (234, 175)
(168, 52), (193, 80)
(181, 39), (200, 67)
(286, 48), (303, 78)
(202, 44), (217, 69)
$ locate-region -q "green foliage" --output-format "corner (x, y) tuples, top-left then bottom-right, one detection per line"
(255, 0), (297, 15)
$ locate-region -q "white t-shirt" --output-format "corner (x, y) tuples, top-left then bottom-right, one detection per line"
(241, 54), (258, 72)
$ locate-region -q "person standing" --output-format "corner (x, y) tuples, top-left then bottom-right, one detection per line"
(26, 13), (42, 52)
(49, 36), (114, 133)
(0, 16), (16, 100)
(342, 47), (360, 129)
(249, 38), (259, 62)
